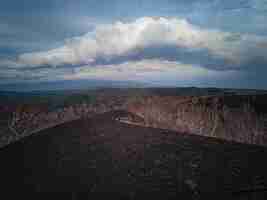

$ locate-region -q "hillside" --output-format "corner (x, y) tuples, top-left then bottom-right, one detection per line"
(126, 94), (267, 145)
(1, 111), (267, 199)
(1, 89), (267, 148)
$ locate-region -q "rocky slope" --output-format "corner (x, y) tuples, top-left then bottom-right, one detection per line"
(126, 95), (267, 145)
(1, 111), (267, 199)
(1, 92), (267, 147)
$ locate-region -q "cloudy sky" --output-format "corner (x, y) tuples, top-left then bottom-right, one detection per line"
(0, 0), (267, 89)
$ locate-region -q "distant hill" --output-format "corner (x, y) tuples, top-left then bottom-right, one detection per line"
(0, 79), (147, 92)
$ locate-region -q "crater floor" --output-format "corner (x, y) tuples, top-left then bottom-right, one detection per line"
(1, 111), (267, 199)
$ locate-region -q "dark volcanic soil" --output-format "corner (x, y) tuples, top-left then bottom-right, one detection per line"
(1, 111), (267, 199)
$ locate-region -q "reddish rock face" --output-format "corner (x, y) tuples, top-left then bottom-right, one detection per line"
(125, 95), (267, 146)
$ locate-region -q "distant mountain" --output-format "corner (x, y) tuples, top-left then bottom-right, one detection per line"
(0, 79), (147, 92)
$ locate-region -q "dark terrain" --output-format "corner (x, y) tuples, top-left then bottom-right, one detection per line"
(1, 111), (267, 199)
(1, 88), (267, 147)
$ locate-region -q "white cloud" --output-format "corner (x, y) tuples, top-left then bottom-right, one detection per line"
(62, 59), (236, 82)
(11, 16), (266, 69)
(0, 58), (237, 84)
(0, 15), (266, 80)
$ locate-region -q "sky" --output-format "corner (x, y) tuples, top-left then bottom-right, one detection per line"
(0, 0), (267, 89)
